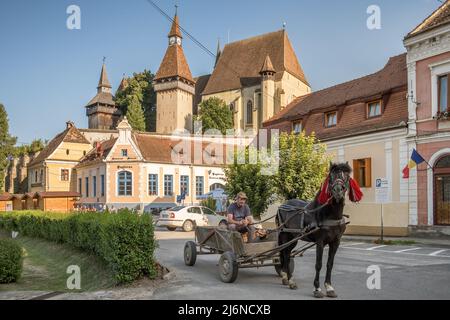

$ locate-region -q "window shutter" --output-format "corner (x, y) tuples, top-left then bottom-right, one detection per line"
(353, 160), (360, 185)
(365, 158), (372, 188)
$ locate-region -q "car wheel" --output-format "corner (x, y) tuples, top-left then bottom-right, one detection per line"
(167, 226), (177, 231)
(184, 241), (197, 266)
(218, 220), (228, 229)
(182, 220), (195, 232)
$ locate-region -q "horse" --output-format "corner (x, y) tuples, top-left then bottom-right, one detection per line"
(276, 162), (363, 298)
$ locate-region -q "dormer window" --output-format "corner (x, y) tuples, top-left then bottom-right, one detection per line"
(293, 120), (303, 134)
(325, 112), (337, 127)
(367, 100), (382, 118)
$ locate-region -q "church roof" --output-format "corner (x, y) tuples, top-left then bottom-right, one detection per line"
(28, 124), (91, 167)
(98, 63), (112, 89)
(154, 42), (194, 83)
(168, 14), (183, 39)
(202, 30), (309, 95)
(405, 0), (450, 39)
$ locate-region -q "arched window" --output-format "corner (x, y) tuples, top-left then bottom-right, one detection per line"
(118, 171), (132, 196)
(246, 100), (253, 125)
(210, 183), (225, 192)
(435, 155), (450, 168)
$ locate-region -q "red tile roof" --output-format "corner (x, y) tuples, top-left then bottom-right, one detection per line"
(405, 0), (450, 39)
(154, 44), (194, 83)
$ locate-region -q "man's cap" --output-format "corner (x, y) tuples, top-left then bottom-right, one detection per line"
(236, 192), (248, 200)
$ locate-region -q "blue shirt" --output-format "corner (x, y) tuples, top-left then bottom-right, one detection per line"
(227, 203), (251, 221)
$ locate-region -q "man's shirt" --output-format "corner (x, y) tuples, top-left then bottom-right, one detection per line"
(227, 203), (251, 221)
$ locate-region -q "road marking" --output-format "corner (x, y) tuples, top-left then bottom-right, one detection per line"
(429, 249), (448, 256)
(366, 245), (387, 251)
(340, 242), (364, 247)
(394, 247), (421, 253)
(341, 246), (450, 259)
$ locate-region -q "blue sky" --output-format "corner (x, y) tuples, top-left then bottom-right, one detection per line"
(0, 0), (442, 144)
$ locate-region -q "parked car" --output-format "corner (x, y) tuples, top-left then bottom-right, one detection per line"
(156, 205), (228, 232)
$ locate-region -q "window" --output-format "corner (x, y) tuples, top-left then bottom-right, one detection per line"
(66, 149), (70, 155)
(180, 175), (189, 196)
(196, 176), (204, 197)
(85, 177), (89, 198)
(164, 175), (173, 196)
(34, 170), (38, 183)
(121, 149), (128, 157)
(438, 75), (449, 112)
(61, 169), (69, 181)
(325, 112), (337, 127)
(148, 174), (158, 196)
(83, 151), (87, 156)
(246, 100), (253, 125)
(101, 175), (105, 197)
(229, 102), (235, 113)
(118, 171), (132, 196)
(187, 207), (202, 214)
(210, 183), (225, 191)
(93, 176), (97, 197)
(293, 121), (302, 134)
(353, 158), (372, 188)
(367, 100), (382, 118)
(78, 178), (82, 194)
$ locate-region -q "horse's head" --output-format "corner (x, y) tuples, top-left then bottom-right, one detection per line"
(328, 162), (352, 203)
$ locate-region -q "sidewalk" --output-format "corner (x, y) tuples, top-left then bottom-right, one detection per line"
(342, 234), (450, 248)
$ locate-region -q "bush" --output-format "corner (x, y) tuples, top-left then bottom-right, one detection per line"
(0, 210), (157, 284)
(0, 239), (23, 283)
(200, 197), (216, 212)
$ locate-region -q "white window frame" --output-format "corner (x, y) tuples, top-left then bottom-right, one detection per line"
(430, 59), (450, 117)
(117, 170), (133, 197)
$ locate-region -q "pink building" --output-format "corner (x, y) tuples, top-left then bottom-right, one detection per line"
(404, 1), (450, 233)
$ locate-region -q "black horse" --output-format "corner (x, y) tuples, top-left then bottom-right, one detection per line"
(276, 162), (360, 298)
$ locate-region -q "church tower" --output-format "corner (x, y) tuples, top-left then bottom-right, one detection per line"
(260, 55), (276, 123)
(85, 62), (121, 130)
(154, 12), (196, 134)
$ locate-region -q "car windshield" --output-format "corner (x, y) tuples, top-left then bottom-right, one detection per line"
(169, 206), (185, 211)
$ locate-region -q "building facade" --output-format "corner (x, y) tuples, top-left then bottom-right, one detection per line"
(264, 54), (410, 236)
(404, 1), (450, 229)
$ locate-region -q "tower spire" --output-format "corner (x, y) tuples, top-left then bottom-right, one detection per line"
(214, 38), (222, 68)
(98, 61), (112, 93)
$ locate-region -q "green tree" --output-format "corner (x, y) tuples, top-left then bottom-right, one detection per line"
(224, 148), (274, 218)
(196, 97), (234, 135)
(0, 104), (17, 192)
(13, 139), (46, 157)
(115, 70), (156, 132)
(274, 132), (331, 200)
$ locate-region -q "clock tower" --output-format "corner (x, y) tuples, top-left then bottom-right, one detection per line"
(154, 12), (196, 134)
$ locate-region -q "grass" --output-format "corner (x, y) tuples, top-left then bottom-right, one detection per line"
(0, 230), (116, 292)
(374, 239), (417, 245)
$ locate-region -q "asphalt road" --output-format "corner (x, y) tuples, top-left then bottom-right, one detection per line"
(153, 229), (450, 300)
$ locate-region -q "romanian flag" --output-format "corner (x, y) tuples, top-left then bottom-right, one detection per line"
(402, 149), (426, 179)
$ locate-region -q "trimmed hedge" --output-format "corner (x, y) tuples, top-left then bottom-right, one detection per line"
(0, 210), (157, 284)
(0, 239), (23, 283)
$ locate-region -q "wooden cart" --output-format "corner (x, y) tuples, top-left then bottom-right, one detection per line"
(183, 226), (317, 283)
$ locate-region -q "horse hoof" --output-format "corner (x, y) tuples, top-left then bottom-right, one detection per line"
(327, 290), (338, 298)
(313, 290), (324, 298)
(282, 278), (289, 286)
(289, 282), (298, 290)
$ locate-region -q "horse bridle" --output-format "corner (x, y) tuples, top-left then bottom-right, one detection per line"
(328, 171), (350, 196)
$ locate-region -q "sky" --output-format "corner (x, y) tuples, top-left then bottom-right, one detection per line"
(0, 0), (443, 144)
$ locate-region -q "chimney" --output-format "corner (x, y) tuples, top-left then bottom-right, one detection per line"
(66, 121), (74, 129)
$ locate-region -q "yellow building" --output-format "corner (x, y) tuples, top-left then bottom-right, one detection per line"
(27, 122), (93, 193)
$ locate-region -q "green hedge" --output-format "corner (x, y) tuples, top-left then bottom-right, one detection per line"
(0, 210), (157, 284)
(0, 239), (23, 283)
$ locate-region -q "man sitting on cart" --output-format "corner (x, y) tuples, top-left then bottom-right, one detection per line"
(227, 192), (256, 242)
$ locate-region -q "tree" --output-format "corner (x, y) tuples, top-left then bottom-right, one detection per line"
(274, 132), (331, 200)
(0, 104), (17, 192)
(13, 139), (46, 157)
(115, 70), (156, 132)
(196, 97), (234, 135)
(224, 148), (274, 218)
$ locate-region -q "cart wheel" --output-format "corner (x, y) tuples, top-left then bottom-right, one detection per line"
(219, 252), (238, 283)
(184, 241), (197, 266)
(275, 259), (295, 277)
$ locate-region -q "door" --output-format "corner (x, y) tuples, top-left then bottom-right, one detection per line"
(434, 154), (450, 225)
(187, 207), (206, 226)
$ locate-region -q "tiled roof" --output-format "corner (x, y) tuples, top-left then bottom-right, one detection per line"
(265, 53), (407, 124)
(86, 92), (116, 107)
(168, 14), (182, 38)
(154, 44), (194, 83)
(405, 0), (450, 39)
(260, 55), (276, 74)
(75, 137), (117, 168)
(203, 30), (309, 95)
(194, 74), (211, 113)
(0, 193), (12, 201)
(264, 53), (408, 141)
(28, 125), (91, 167)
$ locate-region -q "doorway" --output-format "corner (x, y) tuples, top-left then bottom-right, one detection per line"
(434, 154), (450, 225)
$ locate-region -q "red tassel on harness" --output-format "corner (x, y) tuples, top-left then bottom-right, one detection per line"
(317, 177), (331, 204)
(349, 178), (363, 203)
